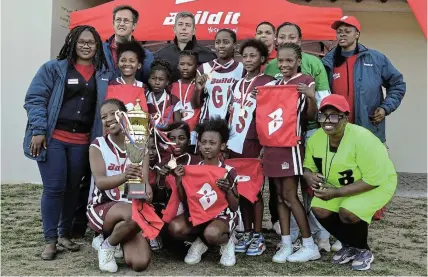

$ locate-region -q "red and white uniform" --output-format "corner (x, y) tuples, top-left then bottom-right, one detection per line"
(198, 60), (245, 122)
(147, 90), (183, 127)
(87, 134), (132, 233)
(171, 80), (200, 131)
(262, 73), (315, 177)
(228, 74), (274, 157)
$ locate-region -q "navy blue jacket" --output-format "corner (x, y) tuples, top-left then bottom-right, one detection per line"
(103, 35), (153, 84)
(322, 44), (406, 142)
(23, 59), (111, 161)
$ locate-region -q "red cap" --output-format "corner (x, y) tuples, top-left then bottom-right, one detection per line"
(319, 94), (350, 113)
(331, 16), (361, 32)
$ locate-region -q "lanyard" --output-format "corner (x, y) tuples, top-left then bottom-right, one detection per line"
(167, 153), (192, 169)
(279, 73), (302, 85)
(178, 79), (195, 106)
(324, 137), (337, 184)
(151, 91), (168, 123)
(118, 77), (137, 86)
(240, 74), (261, 113)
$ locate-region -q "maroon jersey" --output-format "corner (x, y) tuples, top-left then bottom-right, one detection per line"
(147, 90), (183, 127)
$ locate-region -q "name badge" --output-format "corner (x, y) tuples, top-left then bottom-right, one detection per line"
(68, 78), (79, 85)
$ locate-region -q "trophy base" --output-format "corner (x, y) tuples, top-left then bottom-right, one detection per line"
(124, 183), (148, 200)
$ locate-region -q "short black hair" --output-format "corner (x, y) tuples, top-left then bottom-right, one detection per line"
(116, 41), (145, 63)
(179, 50), (199, 64)
(113, 5), (139, 23)
(101, 98), (127, 112)
(195, 117), (230, 143)
(150, 59), (173, 81)
(216, 29), (237, 43)
(167, 121), (191, 140)
(256, 21), (275, 33)
(239, 39), (270, 65)
(276, 22), (302, 39)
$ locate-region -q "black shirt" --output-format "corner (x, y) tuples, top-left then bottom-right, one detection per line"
(56, 64), (97, 133)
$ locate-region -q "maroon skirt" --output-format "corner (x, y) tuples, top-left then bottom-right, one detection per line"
(262, 144), (304, 177)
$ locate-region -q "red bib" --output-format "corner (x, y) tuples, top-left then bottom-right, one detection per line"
(225, 158), (263, 203)
(131, 200), (164, 240)
(162, 175), (182, 223)
(181, 165), (229, 226)
(256, 85), (300, 147)
(106, 85), (148, 112)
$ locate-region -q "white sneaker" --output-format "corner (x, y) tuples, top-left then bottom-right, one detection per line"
(114, 244), (123, 259)
(92, 234), (104, 251)
(286, 245), (321, 262)
(316, 238), (331, 252)
(220, 238), (236, 266)
(273, 221), (281, 235)
(331, 240), (343, 252)
(184, 237), (208, 265)
(272, 243), (293, 263)
(98, 246), (118, 273)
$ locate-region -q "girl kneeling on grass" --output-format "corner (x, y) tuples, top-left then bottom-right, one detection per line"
(87, 99), (152, 273)
(168, 118), (239, 267)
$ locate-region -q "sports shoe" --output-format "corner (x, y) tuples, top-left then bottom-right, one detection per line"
(272, 243), (293, 263)
(149, 236), (163, 251)
(246, 234), (266, 256)
(352, 249), (374, 271)
(331, 240), (343, 252)
(92, 234), (104, 251)
(235, 232), (252, 253)
(232, 231), (243, 245)
(292, 238), (302, 252)
(114, 244), (123, 259)
(98, 246), (118, 273)
(332, 246), (359, 264)
(184, 237), (208, 265)
(286, 245), (321, 262)
(273, 221), (281, 235)
(316, 238), (331, 252)
(220, 238), (236, 266)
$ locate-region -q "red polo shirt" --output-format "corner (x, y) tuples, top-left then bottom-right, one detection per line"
(261, 49), (277, 72)
(332, 55), (358, 123)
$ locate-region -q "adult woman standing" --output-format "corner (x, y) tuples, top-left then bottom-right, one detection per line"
(23, 25), (110, 260)
(322, 16), (406, 143)
(303, 94), (397, 271)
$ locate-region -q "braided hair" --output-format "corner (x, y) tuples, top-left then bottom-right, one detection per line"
(147, 59), (173, 93)
(101, 98), (127, 112)
(57, 25), (108, 71)
(277, 42), (302, 73)
(276, 22), (302, 39)
(179, 50), (199, 65)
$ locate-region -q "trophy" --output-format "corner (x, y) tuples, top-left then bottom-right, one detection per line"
(115, 99), (150, 200)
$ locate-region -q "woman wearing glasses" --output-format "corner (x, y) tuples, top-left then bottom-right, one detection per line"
(23, 25), (110, 260)
(303, 94), (397, 271)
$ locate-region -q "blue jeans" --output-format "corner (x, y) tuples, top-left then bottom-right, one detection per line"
(37, 139), (89, 243)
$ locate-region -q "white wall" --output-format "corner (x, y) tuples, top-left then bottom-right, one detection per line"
(350, 12), (427, 173)
(1, 0), (54, 184)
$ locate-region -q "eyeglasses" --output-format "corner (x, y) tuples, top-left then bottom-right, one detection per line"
(115, 18), (133, 25)
(76, 40), (96, 48)
(317, 113), (346, 123)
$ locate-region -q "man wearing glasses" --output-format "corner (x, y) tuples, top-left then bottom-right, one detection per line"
(103, 5), (154, 84)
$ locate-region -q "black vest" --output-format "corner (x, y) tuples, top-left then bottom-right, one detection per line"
(56, 64), (97, 133)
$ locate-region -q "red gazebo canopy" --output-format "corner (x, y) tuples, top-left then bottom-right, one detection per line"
(70, 0), (343, 41)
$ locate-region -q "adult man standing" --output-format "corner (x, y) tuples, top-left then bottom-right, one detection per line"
(103, 5), (154, 83)
(155, 11), (216, 82)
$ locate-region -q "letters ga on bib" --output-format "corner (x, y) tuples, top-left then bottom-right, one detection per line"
(225, 158), (263, 203)
(256, 85), (300, 147)
(181, 165), (229, 226)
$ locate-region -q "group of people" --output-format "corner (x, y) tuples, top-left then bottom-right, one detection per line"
(23, 4), (405, 274)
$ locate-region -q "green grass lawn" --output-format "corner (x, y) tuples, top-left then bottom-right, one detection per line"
(1, 184), (426, 276)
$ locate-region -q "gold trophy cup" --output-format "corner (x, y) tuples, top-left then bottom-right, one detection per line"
(115, 99), (150, 200)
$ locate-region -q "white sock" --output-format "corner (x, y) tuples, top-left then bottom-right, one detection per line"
(281, 235), (292, 246)
(101, 237), (114, 249)
(302, 236), (316, 249)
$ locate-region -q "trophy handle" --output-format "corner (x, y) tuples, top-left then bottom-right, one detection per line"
(115, 110), (135, 137)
